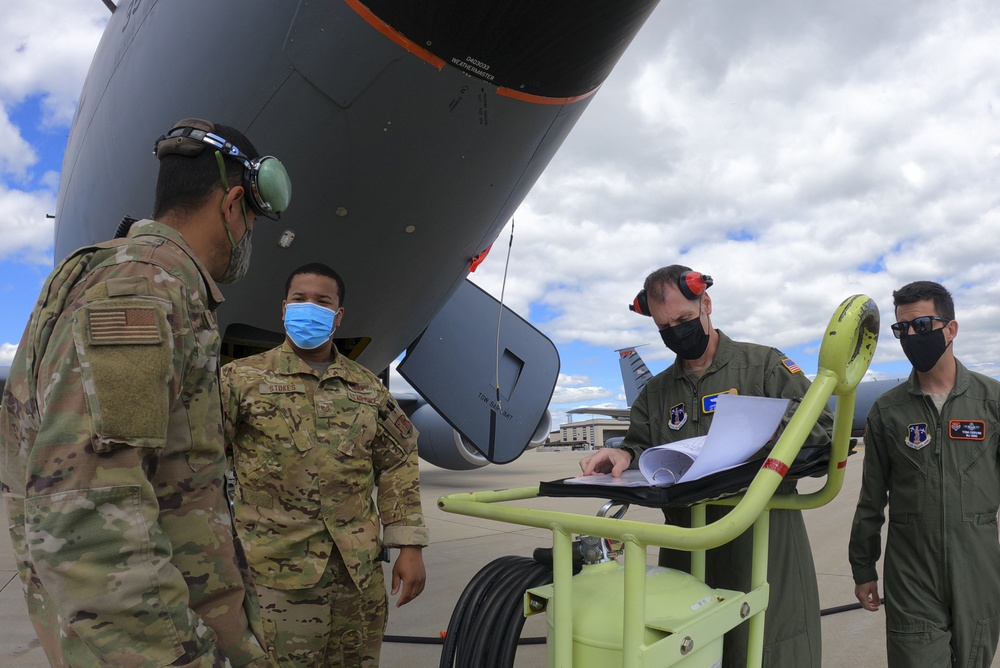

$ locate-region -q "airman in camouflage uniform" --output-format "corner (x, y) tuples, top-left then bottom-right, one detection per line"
(0, 119), (282, 667)
(221, 263), (429, 668)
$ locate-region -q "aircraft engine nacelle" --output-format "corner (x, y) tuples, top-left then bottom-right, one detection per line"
(408, 403), (552, 471)
(409, 403), (488, 470)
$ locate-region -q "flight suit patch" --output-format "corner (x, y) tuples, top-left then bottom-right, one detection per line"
(905, 423), (931, 450)
(668, 403), (688, 430)
(701, 389), (737, 414)
(782, 358), (803, 374)
(949, 420), (985, 440)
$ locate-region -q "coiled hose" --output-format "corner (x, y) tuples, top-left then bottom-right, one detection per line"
(438, 554), (554, 668)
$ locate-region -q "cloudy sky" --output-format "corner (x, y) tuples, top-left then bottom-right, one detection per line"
(3, 0), (1000, 430)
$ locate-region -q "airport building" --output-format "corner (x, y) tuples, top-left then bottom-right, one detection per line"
(549, 417), (628, 449)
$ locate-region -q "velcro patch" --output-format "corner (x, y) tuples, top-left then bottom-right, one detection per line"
(701, 388), (738, 414)
(782, 358), (802, 374)
(259, 382), (306, 394)
(380, 398), (416, 446)
(949, 420), (985, 441)
(87, 306), (162, 345)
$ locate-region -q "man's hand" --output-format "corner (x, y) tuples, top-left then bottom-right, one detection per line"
(855, 581), (881, 611)
(579, 448), (633, 477)
(391, 545), (426, 607)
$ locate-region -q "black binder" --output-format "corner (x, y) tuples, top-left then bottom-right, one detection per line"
(538, 443), (847, 509)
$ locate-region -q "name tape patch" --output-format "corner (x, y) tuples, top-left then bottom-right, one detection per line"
(259, 382), (306, 394)
(701, 388), (738, 414)
(949, 420), (985, 441)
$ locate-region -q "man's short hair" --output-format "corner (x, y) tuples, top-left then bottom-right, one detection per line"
(644, 264), (694, 303)
(152, 123), (259, 219)
(892, 280), (955, 321)
(285, 262), (346, 305)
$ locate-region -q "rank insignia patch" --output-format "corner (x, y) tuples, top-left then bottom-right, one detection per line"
(949, 420), (985, 440)
(905, 423), (931, 450)
(668, 403), (688, 430)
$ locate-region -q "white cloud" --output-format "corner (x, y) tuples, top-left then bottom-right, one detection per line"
(0, 185), (55, 263)
(550, 385), (613, 406)
(0, 108), (37, 179)
(0, 1), (106, 263)
(0, 342), (17, 365)
(0, 1), (108, 126)
(470, 0), (1000, 378)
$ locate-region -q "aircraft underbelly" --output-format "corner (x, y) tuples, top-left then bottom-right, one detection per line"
(54, 0), (660, 376)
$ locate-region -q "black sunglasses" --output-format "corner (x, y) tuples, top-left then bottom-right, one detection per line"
(890, 316), (950, 339)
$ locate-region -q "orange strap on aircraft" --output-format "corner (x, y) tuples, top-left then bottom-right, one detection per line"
(469, 243), (492, 272)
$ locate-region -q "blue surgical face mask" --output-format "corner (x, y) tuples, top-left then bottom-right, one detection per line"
(284, 302), (337, 350)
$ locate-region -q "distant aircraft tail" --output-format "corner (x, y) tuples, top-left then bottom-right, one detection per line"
(617, 346), (653, 406)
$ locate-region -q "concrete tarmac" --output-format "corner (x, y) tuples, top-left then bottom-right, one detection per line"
(3, 448), (998, 667)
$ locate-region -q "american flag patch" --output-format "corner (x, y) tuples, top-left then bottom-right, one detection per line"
(782, 358), (802, 374)
(87, 307), (162, 345)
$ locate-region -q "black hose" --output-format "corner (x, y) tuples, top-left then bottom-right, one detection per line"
(496, 562), (553, 668)
(439, 555), (555, 668)
(440, 556), (518, 667)
(448, 557), (524, 668)
(820, 596), (886, 616)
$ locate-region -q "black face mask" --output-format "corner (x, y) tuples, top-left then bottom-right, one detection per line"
(659, 316), (710, 360)
(900, 328), (950, 373)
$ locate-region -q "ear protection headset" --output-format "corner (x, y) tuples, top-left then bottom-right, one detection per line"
(629, 270), (713, 316)
(154, 118), (291, 220)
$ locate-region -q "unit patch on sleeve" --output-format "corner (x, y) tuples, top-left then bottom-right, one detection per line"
(701, 388), (738, 414)
(949, 420), (985, 441)
(905, 423), (931, 450)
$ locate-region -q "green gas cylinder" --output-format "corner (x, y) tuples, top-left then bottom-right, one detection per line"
(540, 560), (724, 667)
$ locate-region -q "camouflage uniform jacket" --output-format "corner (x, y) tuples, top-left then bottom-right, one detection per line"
(0, 220), (266, 667)
(221, 342), (428, 591)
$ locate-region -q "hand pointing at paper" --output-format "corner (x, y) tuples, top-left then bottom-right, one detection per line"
(579, 448), (633, 477)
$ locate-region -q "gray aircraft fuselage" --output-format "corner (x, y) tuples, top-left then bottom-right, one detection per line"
(50, 0), (662, 468)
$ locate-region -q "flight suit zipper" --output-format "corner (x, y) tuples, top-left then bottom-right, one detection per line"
(933, 394), (949, 591)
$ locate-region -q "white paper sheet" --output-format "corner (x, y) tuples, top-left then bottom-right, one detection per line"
(679, 394), (789, 482)
(562, 470), (653, 487)
(634, 394), (790, 486)
(637, 435), (707, 486)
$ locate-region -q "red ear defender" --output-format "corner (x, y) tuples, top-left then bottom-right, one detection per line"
(629, 290), (650, 316)
(679, 271), (713, 300)
(630, 271), (713, 315)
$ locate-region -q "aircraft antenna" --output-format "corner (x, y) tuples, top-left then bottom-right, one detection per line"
(495, 219), (515, 410)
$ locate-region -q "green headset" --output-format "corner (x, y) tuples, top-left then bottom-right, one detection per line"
(154, 118), (291, 220)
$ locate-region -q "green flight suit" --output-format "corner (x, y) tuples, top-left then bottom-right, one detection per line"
(0, 220), (266, 667)
(623, 331), (832, 668)
(849, 361), (1000, 667)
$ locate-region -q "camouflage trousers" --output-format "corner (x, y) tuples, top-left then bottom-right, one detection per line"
(256, 551), (387, 668)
